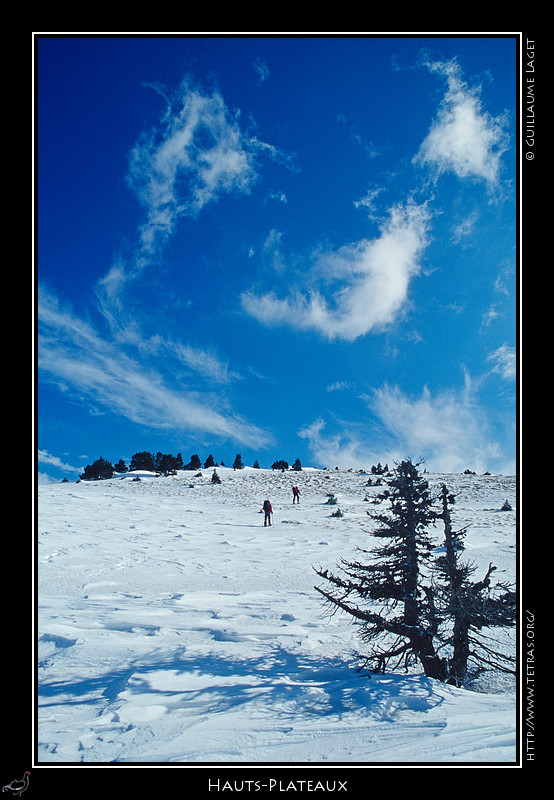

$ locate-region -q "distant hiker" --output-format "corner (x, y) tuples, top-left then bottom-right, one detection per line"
(263, 499), (273, 526)
(292, 486), (301, 504)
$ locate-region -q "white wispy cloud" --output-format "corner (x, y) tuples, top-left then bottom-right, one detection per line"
(241, 200), (431, 341)
(451, 209), (479, 243)
(127, 83), (259, 251)
(298, 417), (394, 471)
(353, 186), (385, 220)
(487, 344), (516, 381)
(96, 80), (282, 330)
(326, 381), (351, 392)
(253, 59), (270, 83)
(108, 324), (241, 385)
(38, 449), (81, 473)
(38, 286), (269, 449)
(299, 377), (507, 474)
(414, 58), (509, 188)
(170, 341), (241, 384)
(368, 381), (501, 473)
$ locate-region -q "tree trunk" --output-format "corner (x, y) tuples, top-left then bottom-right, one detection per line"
(447, 617), (470, 686)
(413, 630), (449, 682)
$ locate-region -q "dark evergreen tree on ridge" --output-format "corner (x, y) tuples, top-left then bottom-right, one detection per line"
(155, 452), (182, 476)
(187, 454), (202, 471)
(130, 451), (156, 472)
(80, 457), (114, 481)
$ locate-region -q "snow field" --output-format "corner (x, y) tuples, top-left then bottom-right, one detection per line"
(36, 467), (518, 764)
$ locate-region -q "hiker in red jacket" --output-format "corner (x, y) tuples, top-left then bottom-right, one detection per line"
(292, 486), (301, 504)
(263, 499), (273, 526)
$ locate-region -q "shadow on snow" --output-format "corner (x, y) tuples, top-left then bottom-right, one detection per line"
(38, 642), (445, 723)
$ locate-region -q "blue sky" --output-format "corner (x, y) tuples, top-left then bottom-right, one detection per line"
(36, 35), (519, 482)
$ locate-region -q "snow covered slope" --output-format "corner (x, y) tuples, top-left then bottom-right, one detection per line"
(36, 467), (518, 764)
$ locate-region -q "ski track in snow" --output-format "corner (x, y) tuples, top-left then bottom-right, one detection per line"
(37, 468), (518, 764)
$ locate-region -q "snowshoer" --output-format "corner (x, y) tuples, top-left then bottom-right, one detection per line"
(292, 486), (301, 504)
(263, 499), (273, 526)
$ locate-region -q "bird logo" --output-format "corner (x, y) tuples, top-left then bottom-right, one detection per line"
(2, 773), (30, 797)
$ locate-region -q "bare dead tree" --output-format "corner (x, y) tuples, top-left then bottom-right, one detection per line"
(433, 484), (516, 686)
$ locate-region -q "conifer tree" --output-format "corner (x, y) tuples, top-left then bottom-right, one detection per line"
(80, 457), (114, 481)
(187, 454), (202, 471)
(130, 451), (155, 471)
(155, 453), (180, 476)
(314, 459), (449, 680)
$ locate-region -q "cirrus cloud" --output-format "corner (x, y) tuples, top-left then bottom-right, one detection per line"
(299, 377), (509, 474)
(241, 200), (431, 341)
(38, 286), (270, 450)
(127, 83), (259, 256)
(96, 80), (288, 332)
(414, 58), (509, 188)
(487, 344), (516, 381)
